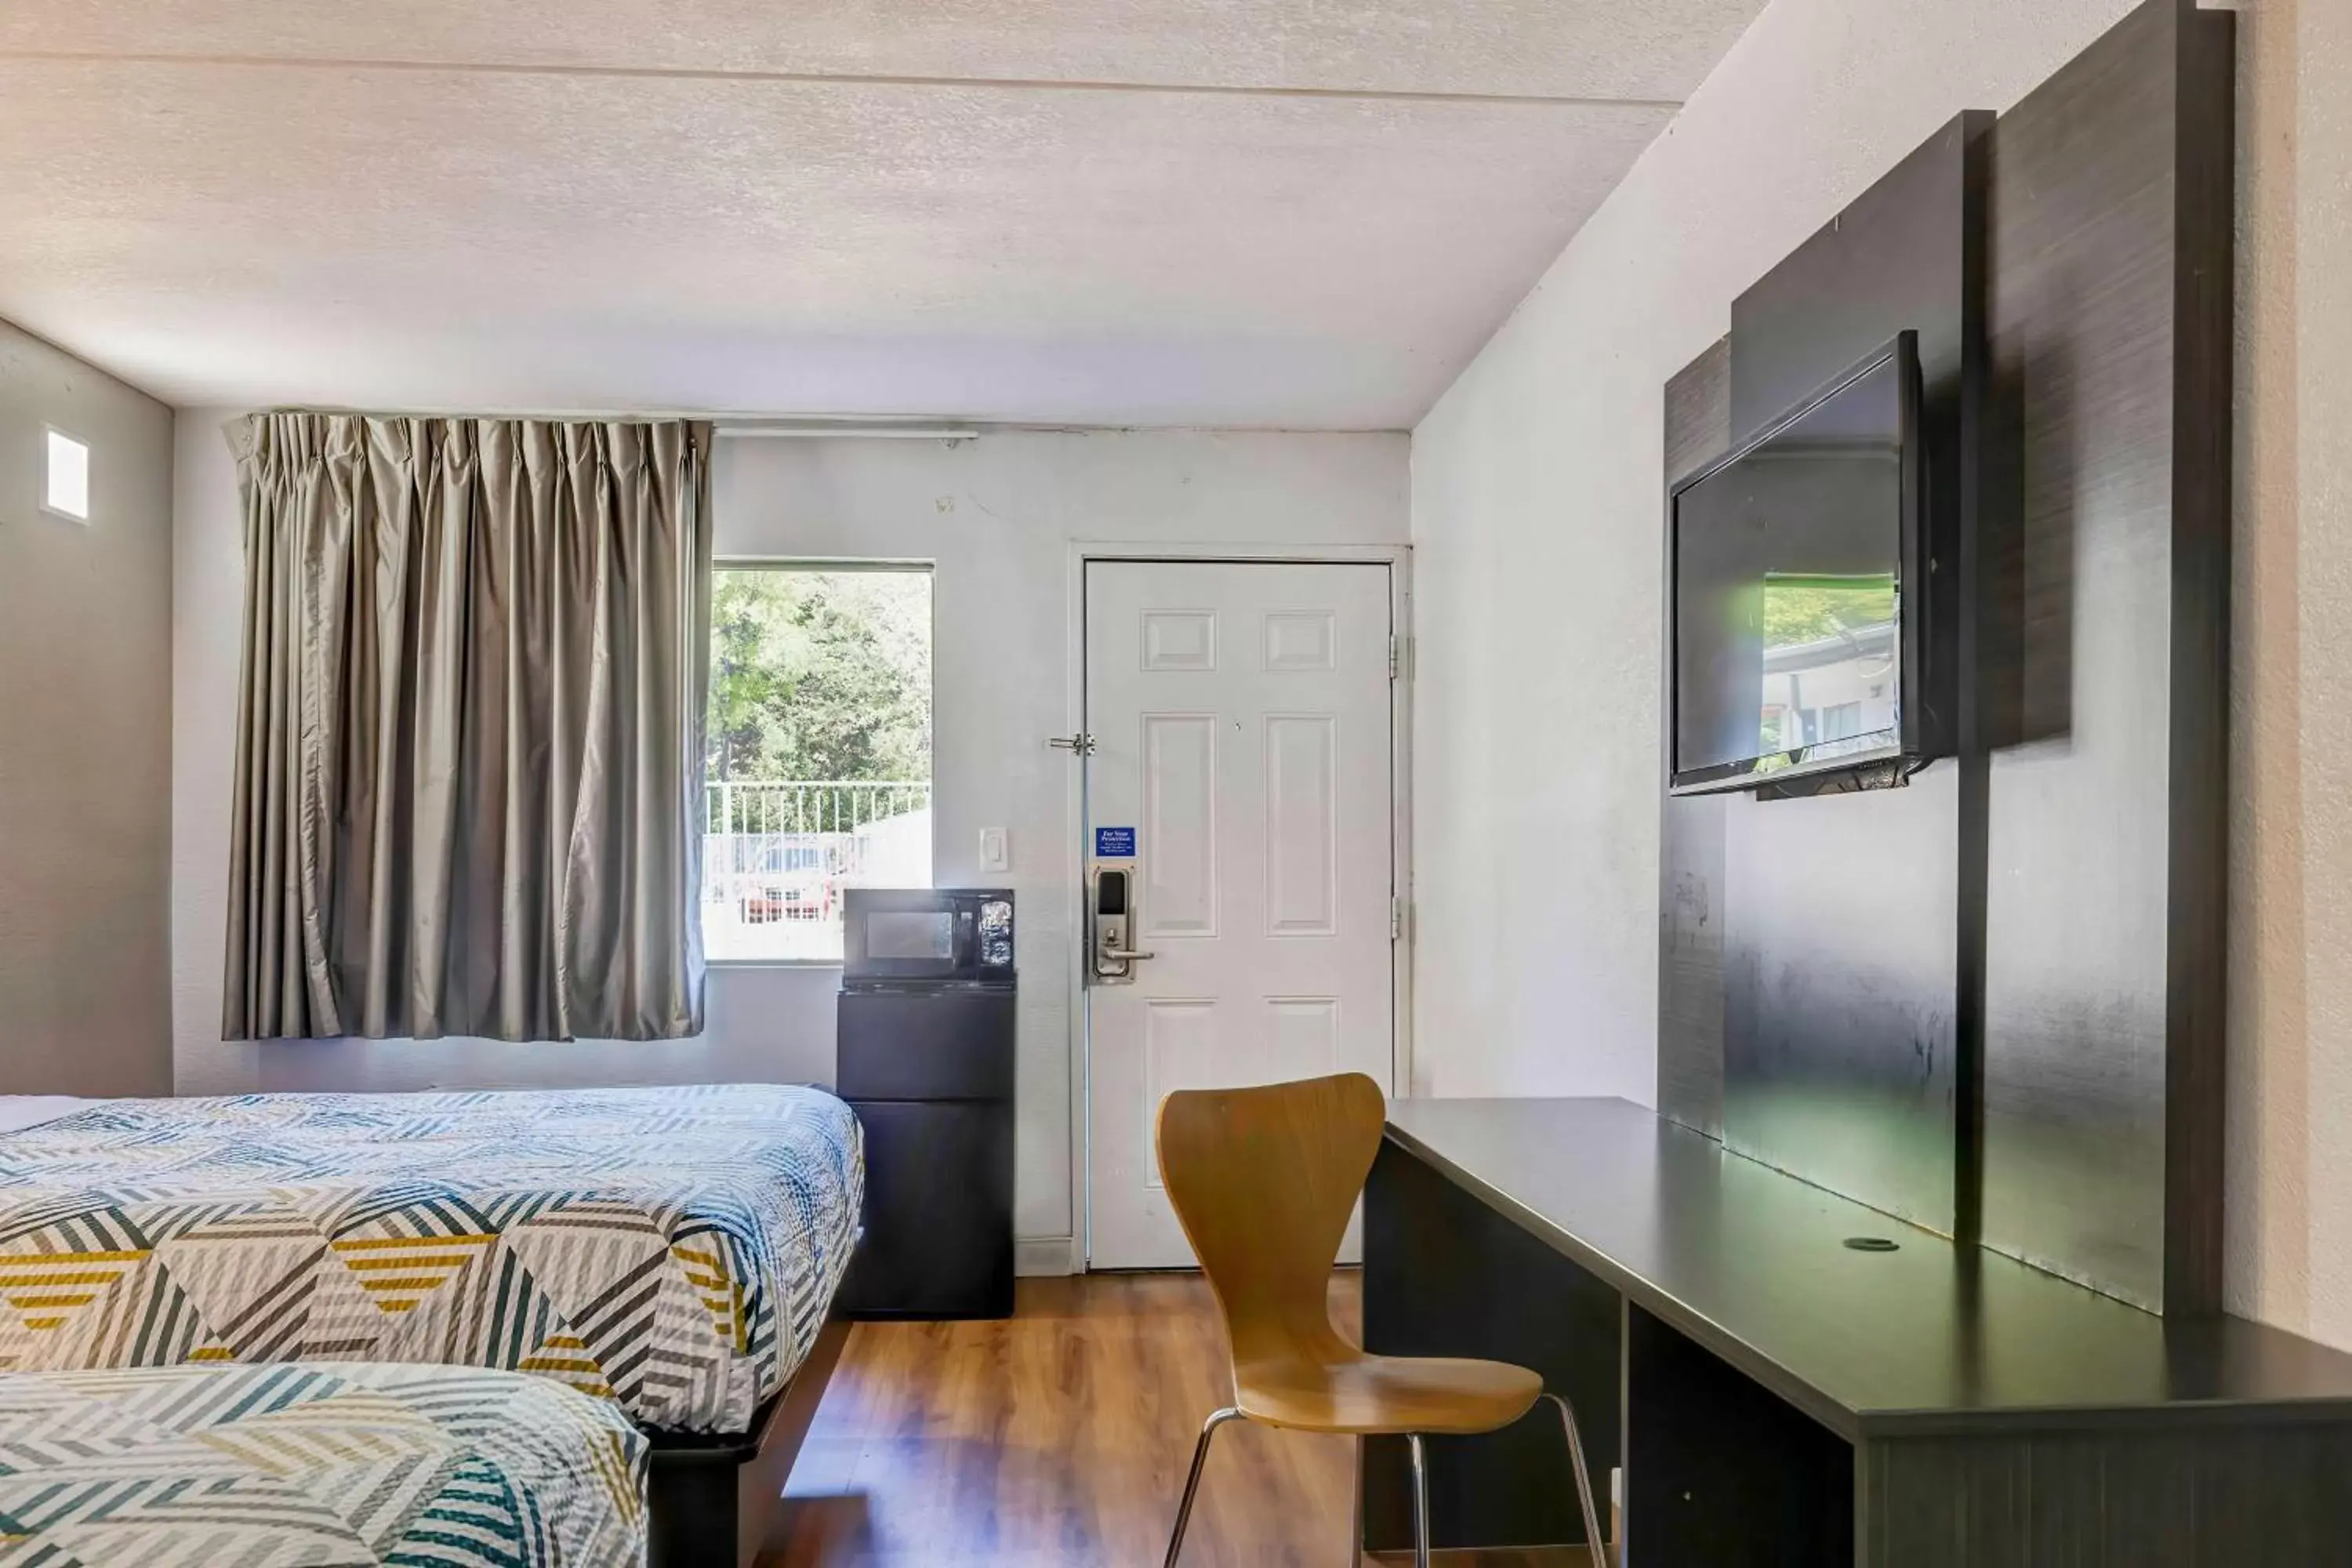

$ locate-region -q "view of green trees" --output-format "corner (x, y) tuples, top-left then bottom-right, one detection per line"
(706, 568), (933, 782)
(1761, 572), (1897, 649)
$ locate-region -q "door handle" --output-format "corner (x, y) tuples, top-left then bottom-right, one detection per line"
(1091, 866), (1148, 981)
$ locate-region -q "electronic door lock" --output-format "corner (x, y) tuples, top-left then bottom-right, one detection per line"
(1091, 866), (1153, 982)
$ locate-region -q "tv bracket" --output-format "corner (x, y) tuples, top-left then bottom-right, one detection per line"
(1755, 757), (1912, 802)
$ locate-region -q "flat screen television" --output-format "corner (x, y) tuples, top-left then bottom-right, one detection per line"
(1668, 331), (1927, 795)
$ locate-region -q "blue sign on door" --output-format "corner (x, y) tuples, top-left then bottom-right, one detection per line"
(1095, 826), (1137, 858)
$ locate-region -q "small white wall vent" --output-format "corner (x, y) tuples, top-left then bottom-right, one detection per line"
(43, 429), (89, 522)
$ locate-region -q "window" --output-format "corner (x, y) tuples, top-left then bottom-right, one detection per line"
(1819, 701), (1864, 742)
(703, 564), (933, 962)
(42, 428), (89, 521)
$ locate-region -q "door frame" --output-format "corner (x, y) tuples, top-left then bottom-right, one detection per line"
(1062, 541), (1415, 1272)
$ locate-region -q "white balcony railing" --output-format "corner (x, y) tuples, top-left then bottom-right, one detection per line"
(702, 780), (931, 961)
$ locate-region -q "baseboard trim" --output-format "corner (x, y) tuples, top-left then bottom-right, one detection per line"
(1014, 1235), (1078, 1277)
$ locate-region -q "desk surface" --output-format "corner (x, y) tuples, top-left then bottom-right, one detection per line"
(1384, 1098), (2352, 1440)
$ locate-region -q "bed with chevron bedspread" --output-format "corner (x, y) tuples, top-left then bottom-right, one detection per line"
(0, 1361), (645, 1566)
(0, 1084), (863, 1433)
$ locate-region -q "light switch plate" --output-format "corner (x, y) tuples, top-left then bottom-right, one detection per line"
(980, 826), (1011, 873)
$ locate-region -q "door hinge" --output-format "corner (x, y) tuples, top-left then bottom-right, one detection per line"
(1388, 634), (1410, 681)
(1391, 897), (1407, 942)
(1048, 733), (1097, 757)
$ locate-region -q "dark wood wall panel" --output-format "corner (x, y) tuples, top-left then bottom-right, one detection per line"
(1978, 0), (2233, 1313)
(1655, 0), (2231, 1312)
(2161, 0), (2236, 1320)
(1708, 115), (1988, 1236)
(1658, 338), (1733, 1139)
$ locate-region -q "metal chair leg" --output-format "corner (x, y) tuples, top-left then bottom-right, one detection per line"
(1540, 1392), (1610, 1568)
(1348, 1435), (1366, 1567)
(1406, 1432), (1432, 1568)
(1163, 1406), (1243, 1567)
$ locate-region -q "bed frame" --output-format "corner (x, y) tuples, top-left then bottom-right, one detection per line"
(644, 1312), (854, 1568)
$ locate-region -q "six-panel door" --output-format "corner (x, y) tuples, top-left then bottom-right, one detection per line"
(1084, 559), (1396, 1269)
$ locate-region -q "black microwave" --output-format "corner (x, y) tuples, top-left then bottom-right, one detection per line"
(842, 888), (1015, 989)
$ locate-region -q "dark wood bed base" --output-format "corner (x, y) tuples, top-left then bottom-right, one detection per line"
(644, 1313), (854, 1568)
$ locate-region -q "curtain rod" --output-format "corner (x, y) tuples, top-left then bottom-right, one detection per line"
(715, 421), (981, 440)
(245, 405), (982, 438)
(240, 410), (1402, 437)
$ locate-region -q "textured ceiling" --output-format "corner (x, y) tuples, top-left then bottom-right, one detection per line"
(0, 1), (1766, 426)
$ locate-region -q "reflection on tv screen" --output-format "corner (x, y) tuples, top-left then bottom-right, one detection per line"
(1752, 572), (1899, 772)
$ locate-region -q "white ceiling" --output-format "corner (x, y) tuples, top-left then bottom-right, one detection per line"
(0, 1), (1765, 428)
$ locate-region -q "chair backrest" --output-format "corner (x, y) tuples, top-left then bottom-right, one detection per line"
(1154, 1073), (1385, 1364)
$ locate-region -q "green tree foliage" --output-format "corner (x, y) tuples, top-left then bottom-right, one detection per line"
(1761, 574), (1896, 648)
(707, 569), (932, 783)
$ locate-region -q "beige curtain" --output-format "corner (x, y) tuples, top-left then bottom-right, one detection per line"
(223, 415), (714, 1041)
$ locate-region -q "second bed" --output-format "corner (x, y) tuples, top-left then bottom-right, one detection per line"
(0, 1083), (863, 1436)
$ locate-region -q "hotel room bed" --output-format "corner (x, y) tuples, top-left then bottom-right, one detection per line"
(0, 1083), (862, 1435)
(0, 1360), (645, 1566)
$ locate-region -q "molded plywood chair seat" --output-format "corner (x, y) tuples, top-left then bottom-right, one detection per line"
(1156, 1073), (1608, 1568)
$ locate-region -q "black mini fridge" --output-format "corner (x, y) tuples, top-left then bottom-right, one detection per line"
(837, 889), (1015, 1320)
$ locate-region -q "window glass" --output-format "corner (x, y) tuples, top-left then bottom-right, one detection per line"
(704, 566), (933, 962)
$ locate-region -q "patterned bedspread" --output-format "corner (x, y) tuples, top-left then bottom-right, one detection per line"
(0, 1084), (862, 1432)
(0, 1362), (645, 1566)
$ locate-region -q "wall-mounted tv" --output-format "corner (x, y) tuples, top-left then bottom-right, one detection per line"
(1669, 331), (1927, 795)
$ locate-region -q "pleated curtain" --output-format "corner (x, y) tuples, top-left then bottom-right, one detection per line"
(222, 415), (715, 1041)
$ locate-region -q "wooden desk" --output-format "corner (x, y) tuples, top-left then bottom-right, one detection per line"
(1360, 1098), (2352, 1566)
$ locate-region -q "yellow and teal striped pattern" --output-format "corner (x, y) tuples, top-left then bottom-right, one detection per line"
(0, 1360), (645, 1566)
(0, 1084), (862, 1433)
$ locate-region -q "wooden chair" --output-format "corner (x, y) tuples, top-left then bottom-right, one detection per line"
(1156, 1073), (1608, 1568)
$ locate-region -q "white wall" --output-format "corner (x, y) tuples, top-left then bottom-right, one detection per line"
(173, 421), (1408, 1258)
(1408, 0), (2352, 1346)
(0, 319), (174, 1097)
(2230, 0), (2352, 1351)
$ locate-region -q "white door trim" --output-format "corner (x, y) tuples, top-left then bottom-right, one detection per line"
(1062, 540), (1414, 1272)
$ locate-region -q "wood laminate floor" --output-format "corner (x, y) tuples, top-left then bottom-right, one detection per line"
(764, 1272), (1580, 1568)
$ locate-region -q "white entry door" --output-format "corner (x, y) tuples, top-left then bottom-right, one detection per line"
(1084, 559), (1397, 1270)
